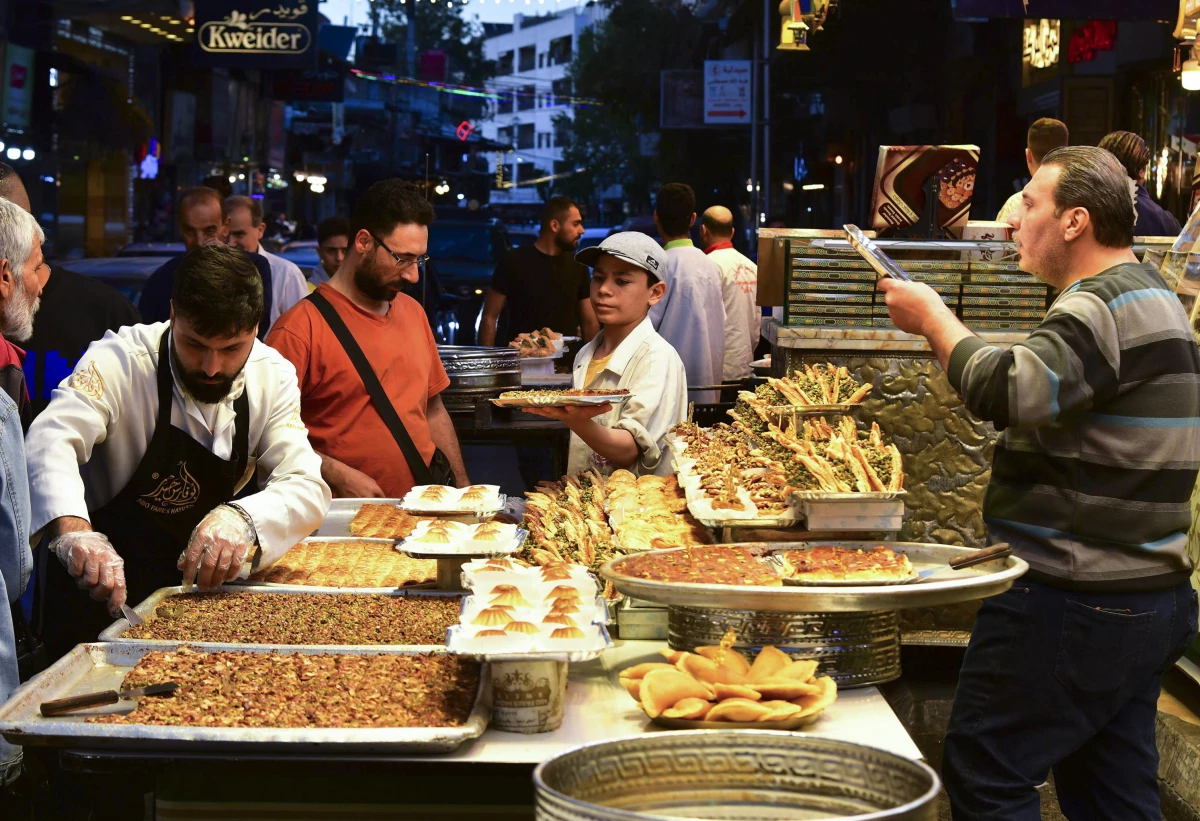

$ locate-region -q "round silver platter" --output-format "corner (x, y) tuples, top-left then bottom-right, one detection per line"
(600, 541), (1029, 613)
(534, 730), (939, 821)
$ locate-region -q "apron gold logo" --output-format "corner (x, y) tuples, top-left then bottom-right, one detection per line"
(139, 461), (201, 513)
(69, 361), (105, 401)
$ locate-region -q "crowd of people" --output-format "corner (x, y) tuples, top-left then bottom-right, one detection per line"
(0, 120), (1191, 820)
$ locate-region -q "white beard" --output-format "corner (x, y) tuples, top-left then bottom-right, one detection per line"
(2, 282), (38, 343)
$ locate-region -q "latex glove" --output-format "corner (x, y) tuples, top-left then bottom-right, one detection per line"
(178, 505), (256, 590)
(49, 531), (127, 617)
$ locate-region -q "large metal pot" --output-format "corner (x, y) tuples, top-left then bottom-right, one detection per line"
(535, 730), (939, 820)
(438, 346), (521, 414)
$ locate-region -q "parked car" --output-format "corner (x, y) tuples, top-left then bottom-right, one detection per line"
(425, 218), (511, 345)
(117, 242), (186, 258)
(58, 256), (171, 309)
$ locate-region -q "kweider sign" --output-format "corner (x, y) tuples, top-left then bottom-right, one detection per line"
(195, 1), (320, 71)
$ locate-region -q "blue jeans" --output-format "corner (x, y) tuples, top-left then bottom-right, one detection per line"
(944, 578), (1198, 821)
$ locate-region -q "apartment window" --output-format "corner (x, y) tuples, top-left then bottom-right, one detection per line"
(538, 53), (546, 69)
(554, 118), (570, 148)
(551, 77), (570, 106)
(517, 123), (535, 149)
(549, 36), (573, 65)
(516, 84), (535, 111)
(497, 126), (513, 147)
(497, 50), (514, 75)
(518, 45), (536, 72)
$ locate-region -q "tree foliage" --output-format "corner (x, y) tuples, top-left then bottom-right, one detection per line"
(556, 0), (750, 216)
(372, 0), (493, 86)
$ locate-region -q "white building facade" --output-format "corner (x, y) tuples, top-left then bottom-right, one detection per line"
(482, 5), (608, 206)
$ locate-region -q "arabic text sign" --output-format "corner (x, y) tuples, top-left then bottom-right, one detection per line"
(703, 60), (751, 126)
(195, 1), (319, 71)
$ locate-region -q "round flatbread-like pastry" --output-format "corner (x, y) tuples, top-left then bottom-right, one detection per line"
(756, 700), (806, 722)
(619, 662), (676, 681)
(746, 646), (793, 683)
(711, 682), (762, 701)
(777, 659), (820, 682)
(471, 607), (514, 627)
(542, 613), (577, 627)
(475, 629), (509, 638)
(677, 653), (745, 686)
(706, 698), (773, 723)
(619, 676), (641, 701)
(489, 589), (533, 608)
(550, 626), (586, 639)
(639, 669), (715, 719)
(505, 621), (540, 635)
(752, 679), (822, 701)
(695, 645), (752, 677)
(791, 676), (838, 717)
(662, 697), (713, 720)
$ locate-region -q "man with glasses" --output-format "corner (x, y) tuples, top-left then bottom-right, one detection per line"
(267, 179), (470, 498)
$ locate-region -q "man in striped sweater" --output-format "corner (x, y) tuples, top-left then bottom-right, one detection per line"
(881, 145), (1200, 820)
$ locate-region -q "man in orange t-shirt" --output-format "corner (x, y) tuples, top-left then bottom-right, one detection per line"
(267, 180), (469, 498)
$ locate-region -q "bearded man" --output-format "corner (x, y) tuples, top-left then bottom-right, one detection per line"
(26, 244), (330, 659)
(267, 179), (470, 499)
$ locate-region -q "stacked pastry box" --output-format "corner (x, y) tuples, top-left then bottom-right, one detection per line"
(446, 558), (612, 659)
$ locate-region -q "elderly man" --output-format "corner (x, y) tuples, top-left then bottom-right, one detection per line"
(0, 198), (45, 784)
(27, 244), (330, 659)
(138, 188), (276, 339)
(881, 146), (1200, 819)
(225, 195), (309, 325)
(699, 206), (759, 383)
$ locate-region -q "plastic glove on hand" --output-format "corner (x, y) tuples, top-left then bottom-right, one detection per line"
(48, 531), (127, 617)
(178, 505), (255, 590)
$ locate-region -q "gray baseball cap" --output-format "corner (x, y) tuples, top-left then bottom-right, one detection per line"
(575, 231), (669, 282)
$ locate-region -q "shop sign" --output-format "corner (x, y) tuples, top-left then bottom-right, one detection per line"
(1023, 19), (1060, 70)
(194, 1), (319, 71)
(703, 60), (752, 125)
(1067, 20), (1116, 63)
(2, 44), (34, 130)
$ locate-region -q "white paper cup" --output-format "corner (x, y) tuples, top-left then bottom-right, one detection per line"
(491, 659), (567, 734)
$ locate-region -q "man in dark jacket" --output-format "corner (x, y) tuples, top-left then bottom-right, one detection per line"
(1099, 130), (1183, 237)
(0, 166), (142, 418)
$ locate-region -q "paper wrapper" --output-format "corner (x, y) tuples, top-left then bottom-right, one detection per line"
(490, 659), (567, 734)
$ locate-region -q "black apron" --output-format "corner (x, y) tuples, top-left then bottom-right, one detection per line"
(40, 330), (249, 660)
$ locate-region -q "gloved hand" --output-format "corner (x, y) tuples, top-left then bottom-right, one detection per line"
(178, 504), (256, 590)
(49, 531), (127, 617)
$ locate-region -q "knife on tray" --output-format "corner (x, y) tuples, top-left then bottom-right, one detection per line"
(40, 682), (179, 717)
(120, 603), (144, 627)
(916, 543), (1013, 582)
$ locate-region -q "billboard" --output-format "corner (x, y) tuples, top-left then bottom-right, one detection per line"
(2, 44), (34, 129)
(194, 0), (319, 71)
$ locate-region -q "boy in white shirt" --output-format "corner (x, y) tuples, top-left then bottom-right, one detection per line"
(527, 232), (688, 476)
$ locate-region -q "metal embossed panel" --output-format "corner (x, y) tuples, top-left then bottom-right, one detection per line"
(534, 731), (940, 821)
(668, 606), (901, 688)
(778, 350), (995, 547)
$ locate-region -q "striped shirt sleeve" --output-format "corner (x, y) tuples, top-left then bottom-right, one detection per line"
(947, 289), (1120, 430)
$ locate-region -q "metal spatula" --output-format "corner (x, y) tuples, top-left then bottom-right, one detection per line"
(916, 544), (1012, 582)
(120, 604), (144, 627)
(40, 682), (179, 717)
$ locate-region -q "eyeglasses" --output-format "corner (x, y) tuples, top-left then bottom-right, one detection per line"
(370, 233), (428, 272)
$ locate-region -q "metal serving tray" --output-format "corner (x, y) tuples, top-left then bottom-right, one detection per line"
(98, 585), (462, 649)
(491, 393), (633, 409)
(313, 498), (406, 540)
(601, 541), (1028, 613)
(0, 644), (490, 753)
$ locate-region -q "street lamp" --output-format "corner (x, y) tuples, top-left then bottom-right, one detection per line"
(5, 148), (19, 161)
(21, 149), (34, 161)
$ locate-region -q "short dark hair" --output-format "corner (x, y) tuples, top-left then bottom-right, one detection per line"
(1027, 118), (1069, 165)
(1098, 131), (1151, 181)
(318, 216), (351, 245)
(0, 163), (25, 204)
(172, 244), (264, 337)
(225, 195), (263, 226)
(1040, 146), (1135, 250)
(541, 196), (577, 231)
(655, 183), (696, 237)
(350, 179), (435, 240)
(700, 209), (734, 238)
(178, 187), (225, 225)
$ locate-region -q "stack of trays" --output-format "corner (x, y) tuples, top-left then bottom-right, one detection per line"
(784, 246), (1051, 331)
(447, 559), (613, 660)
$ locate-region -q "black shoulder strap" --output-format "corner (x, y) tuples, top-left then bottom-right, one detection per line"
(305, 291), (434, 485)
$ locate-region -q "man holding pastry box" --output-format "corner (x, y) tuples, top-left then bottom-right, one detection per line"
(880, 145), (1200, 819)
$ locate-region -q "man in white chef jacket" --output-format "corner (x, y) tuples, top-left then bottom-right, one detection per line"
(26, 244), (331, 658)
